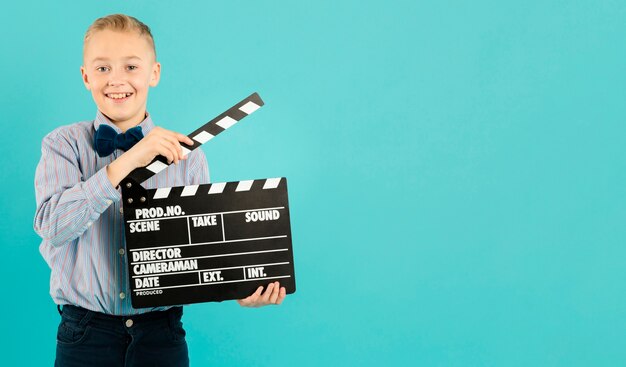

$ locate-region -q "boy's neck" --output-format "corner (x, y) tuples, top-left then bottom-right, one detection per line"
(102, 111), (148, 132)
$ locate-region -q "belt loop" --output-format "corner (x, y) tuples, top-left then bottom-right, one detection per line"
(167, 307), (181, 330)
(79, 309), (95, 328)
(57, 304), (63, 316)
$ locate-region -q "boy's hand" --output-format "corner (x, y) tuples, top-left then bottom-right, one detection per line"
(106, 127), (194, 187)
(237, 281), (287, 307)
(107, 126), (193, 186)
(127, 126), (194, 168)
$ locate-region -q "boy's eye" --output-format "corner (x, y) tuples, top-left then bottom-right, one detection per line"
(96, 66), (109, 72)
(127, 65), (138, 71)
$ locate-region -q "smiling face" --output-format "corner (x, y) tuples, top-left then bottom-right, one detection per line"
(81, 29), (160, 131)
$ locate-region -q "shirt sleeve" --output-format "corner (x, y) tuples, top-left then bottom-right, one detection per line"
(186, 149), (210, 185)
(33, 130), (121, 247)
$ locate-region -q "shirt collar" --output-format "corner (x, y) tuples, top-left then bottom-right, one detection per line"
(93, 110), (156, 135)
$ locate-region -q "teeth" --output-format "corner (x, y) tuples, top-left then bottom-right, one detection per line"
(107, 93), (132, 99)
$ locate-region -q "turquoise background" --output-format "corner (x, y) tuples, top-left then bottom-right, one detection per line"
(1, 0), (625, 365)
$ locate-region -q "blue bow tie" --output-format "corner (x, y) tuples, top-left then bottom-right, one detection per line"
(94, 124), (144, 157)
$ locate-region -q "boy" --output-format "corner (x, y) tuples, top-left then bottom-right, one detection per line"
(34, 14), (286, 367)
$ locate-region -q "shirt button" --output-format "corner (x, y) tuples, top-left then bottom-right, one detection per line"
(125, 319), (134, 328)
(119, 207), (124, 214)
(119, 248), (125, 255)
(106, 200), (112, 205)
(119, 292), (126, 299)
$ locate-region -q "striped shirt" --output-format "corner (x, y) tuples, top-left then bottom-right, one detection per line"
(34, 111), (209, 315)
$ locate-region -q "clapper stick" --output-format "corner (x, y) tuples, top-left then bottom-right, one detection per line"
(121, 92), (264, 201)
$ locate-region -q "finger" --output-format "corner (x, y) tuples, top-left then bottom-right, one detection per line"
(269, 282), (281, 304)
(159, 139), (180, 164)
(175, 132), (194, 146)
(275, 287), (287, 305)
(158, 130), (191, 160)
(156, 141), (175, 164)
(243, 286), (263, 305)
(160, 133), (184, 162)
(253, 285), (264, 297)
(236, 296), (252, 307)
(164, 131), (191, 158)
(168, 133), (188, 161)
(150, 130), (181, 159)
(260, 282), (275, 304)
(161, 145), (176, 164)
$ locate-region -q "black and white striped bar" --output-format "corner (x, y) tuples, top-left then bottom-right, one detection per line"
(126, 92), (264, 185)
(122, 177), (295, 308)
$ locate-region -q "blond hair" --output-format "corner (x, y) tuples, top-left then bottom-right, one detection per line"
(84, 14), (156, 59)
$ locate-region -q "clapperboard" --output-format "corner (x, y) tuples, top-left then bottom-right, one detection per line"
(120, 93), (296, 308)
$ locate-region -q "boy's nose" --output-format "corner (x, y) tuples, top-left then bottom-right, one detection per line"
(107, 79), (126, 86)
(107, 70), (127, 86)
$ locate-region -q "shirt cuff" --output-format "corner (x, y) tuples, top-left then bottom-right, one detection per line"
(83, 167), (121, 213)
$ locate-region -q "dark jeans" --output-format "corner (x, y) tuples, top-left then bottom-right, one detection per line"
(55, 305), (189, 367)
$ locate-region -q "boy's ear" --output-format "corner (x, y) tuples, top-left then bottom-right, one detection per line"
(149, 62), (161, 87)
(80, 66), (91, 90)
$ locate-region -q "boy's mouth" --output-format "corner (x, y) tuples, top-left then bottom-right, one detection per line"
(105, 92), (133, 102)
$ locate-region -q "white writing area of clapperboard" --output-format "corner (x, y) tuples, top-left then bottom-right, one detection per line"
(120, 93), (296, 308)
